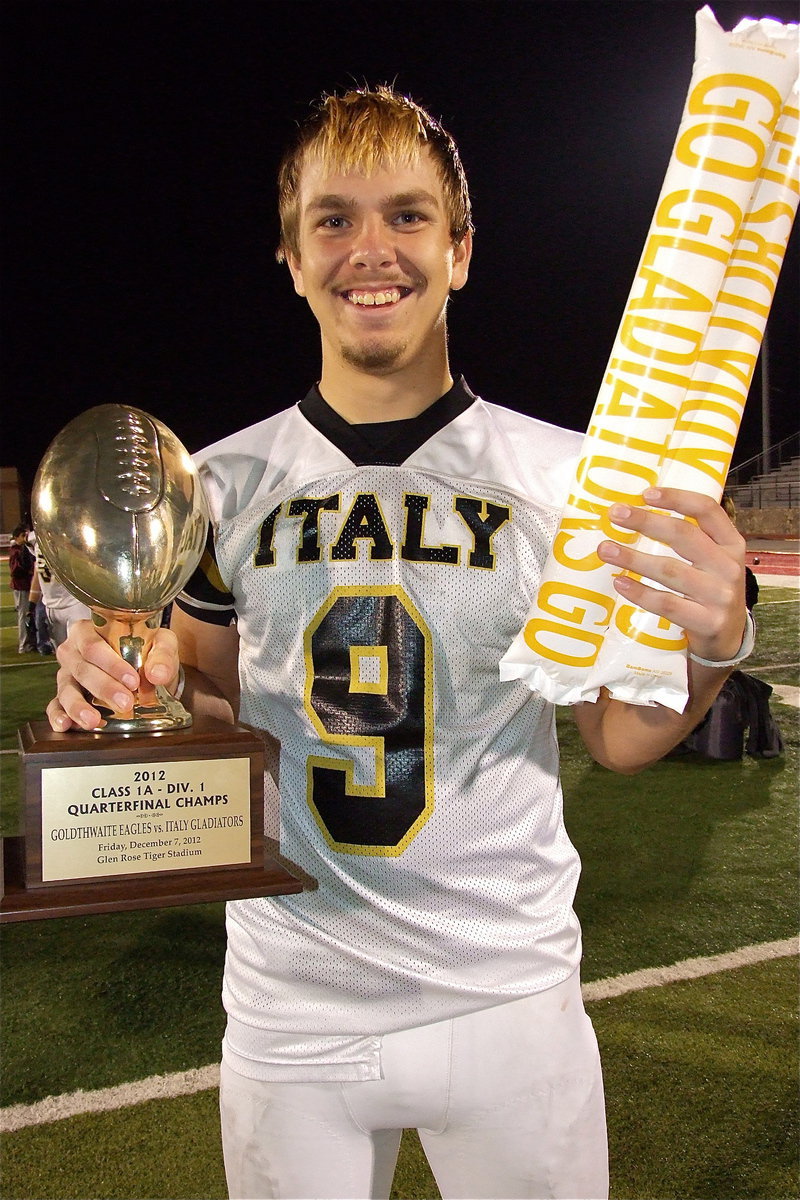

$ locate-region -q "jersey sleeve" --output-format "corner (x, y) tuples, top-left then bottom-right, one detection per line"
(175, 522), (237, 626)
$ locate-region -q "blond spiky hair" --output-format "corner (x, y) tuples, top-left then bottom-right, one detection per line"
(276, 85), (473, 263)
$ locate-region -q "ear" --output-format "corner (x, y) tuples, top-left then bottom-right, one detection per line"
(450, 230), (472, 292)
(285, 250), (306, 297)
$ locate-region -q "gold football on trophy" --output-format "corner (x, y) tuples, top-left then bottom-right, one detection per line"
(32, 405), (210, 733)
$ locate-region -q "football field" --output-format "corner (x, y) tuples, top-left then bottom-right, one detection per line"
(1, 572), (797, 1200)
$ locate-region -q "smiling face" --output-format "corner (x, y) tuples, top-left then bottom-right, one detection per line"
(285, 148), (472, 400)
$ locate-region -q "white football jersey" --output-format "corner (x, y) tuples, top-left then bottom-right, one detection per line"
(32, 540), (92, 624)
(180, 382), (584, 1079)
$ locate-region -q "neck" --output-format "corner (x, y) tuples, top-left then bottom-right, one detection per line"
(317, 343), (454, 424)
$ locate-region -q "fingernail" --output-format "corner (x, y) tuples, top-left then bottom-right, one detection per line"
(609, 504), (631, 521)
(122, 673), (139, 688)
(79, 708), (98, 728)
(614, 575), (633, 592)
(602, 542), (621, 559)
(113, 693), (132, 711)
(643, 488), (661, 501)
(148, 663), (169, 683)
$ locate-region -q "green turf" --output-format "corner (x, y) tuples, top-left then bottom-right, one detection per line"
(0, 1088), (229, 1200)
(750, 591), (799, 688)
(559, 702), (799, 981)
(597, 955), (799, 1200)
(0, 653), (58, 834)
(1, 580), (797, 1199)
(0, 904), (228, 1106)
(2, 595), (796, 1106)
(0, 659), (59, 747)
(2, 958), (795, 1200)
(0, 600), (56, 669)
(0, 1097), (440, 1200)
(555, 587), (800, 980)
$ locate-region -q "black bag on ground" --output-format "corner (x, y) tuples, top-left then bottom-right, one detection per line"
(682, 670), (783, 761)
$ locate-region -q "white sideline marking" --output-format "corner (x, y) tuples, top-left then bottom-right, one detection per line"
(0, 1065), (220, 1133)
(2, 659), (57, 669)
(1, 937), (797, 1133)
(755, 574), (800, 587)
(771, 684), (800, 709)
(581, 936), (798, 1002)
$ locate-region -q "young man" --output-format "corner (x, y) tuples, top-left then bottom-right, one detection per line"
(48, 87), (750, 1200)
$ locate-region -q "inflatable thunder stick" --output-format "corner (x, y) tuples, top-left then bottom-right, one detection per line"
(585, 83), (800, 710)
(499, 6), (799, 708)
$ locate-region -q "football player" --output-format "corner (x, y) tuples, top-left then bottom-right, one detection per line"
(48, 87), (750, 1200)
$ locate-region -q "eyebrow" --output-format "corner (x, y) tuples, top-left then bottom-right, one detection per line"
(305, 188), (442, 214)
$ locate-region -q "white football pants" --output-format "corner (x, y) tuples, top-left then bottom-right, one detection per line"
(219, 969), (608, 1200)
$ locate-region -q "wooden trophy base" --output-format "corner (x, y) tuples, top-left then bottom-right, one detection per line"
(1, 716), (303, 923)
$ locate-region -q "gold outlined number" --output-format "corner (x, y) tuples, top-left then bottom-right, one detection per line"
(304, 586), (434, 855)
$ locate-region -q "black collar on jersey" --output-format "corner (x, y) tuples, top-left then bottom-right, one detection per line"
(298, 376), (477, 466)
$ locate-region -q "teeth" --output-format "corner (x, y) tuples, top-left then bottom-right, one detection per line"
(347, 289), (402, 307)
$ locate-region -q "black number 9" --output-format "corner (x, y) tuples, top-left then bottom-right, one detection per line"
(304, 586), (434, 855)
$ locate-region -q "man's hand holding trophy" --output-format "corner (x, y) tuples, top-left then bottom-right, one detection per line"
(2, 406), (301, 921)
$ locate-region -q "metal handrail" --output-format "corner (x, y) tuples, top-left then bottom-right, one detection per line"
(728, 431), (800, 484)
(726, 479), (800, 508)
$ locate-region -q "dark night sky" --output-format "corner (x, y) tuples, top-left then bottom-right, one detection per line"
(3, 0), (798, 504)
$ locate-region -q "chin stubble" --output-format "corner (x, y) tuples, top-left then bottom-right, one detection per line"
(340, 339), (409, 373)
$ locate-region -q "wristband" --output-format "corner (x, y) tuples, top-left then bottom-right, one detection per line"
(172, 665), (186, 700)
(688, 610), (755, 669)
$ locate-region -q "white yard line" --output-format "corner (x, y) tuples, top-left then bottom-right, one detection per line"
(1, 936), (797, 1133)
(581, 936), (798, 1002)
(1, 659), (57, 669)
(0, 1066), (220, 1132)
(754, 573), (799, 587)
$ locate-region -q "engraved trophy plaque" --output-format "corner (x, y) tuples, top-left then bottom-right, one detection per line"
(1, 405), (301, 921)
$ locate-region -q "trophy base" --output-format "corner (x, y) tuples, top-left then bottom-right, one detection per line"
(2, 715), (307, 922)
(0, 835), (304, 922)
(95, 685), (193, 734)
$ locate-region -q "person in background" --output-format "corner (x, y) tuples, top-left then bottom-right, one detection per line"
(8, 524), (36, 653)
(28, 542), (91, 649)
(722, 492), (758, 611)
(24, 534), (53, 655)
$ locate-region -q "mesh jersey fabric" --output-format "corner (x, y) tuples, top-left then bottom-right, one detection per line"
(33, 542), (92, 620)
(178, 384), (584, 1078)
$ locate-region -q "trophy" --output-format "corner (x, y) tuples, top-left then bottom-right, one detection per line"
(33, 404), (208, 731)
(2, 405), (302, 922)
(32, 403), (208, 729)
